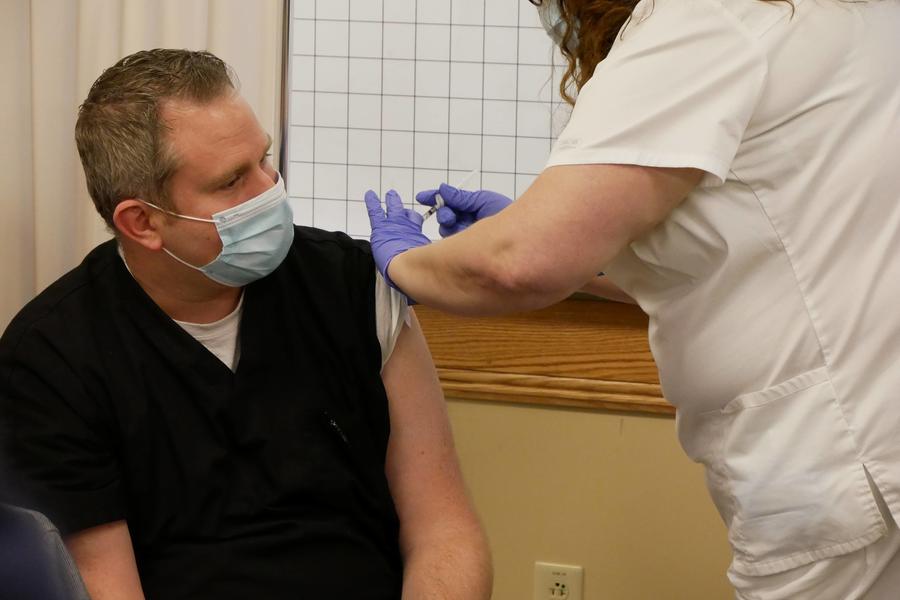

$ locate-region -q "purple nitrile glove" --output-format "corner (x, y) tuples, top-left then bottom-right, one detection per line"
(415, 183), (512, 237)
(364, 189), (431, 295)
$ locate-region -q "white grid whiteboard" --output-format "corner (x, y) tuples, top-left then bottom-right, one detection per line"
(285, 0), (571, 239)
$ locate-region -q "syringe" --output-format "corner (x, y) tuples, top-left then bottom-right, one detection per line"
(424, 169), (480, 221)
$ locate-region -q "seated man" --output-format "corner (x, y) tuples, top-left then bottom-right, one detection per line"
(0, 49), (491, 600)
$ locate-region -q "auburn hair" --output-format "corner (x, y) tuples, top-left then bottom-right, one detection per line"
(553, 0), (793, 105)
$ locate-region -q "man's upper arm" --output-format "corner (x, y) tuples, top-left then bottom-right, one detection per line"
(65, 520), (145, 600)
(380, 310), (482, 552)
(0, 329), (124, 533)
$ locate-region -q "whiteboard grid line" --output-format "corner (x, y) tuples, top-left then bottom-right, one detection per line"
(292, 54), (556, 69)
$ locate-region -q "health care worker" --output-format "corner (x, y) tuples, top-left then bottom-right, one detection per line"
(364, 0), (900, 598)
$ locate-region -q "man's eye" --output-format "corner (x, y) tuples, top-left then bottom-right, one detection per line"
(261, 153), (272, 165)
(223, 176), (240, 189)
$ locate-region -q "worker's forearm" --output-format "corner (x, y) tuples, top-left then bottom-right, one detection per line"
(390, 222), (577, 316)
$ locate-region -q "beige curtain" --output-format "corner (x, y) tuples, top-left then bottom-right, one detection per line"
(0, 0), (284, 330)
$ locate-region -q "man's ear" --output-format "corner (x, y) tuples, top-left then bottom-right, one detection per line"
(113, 199), (164, 250)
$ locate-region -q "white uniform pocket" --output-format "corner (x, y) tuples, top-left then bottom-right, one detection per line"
(684, 367), (886, 576)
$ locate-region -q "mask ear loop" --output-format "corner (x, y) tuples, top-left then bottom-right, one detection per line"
(140, 172), (283, 224)
(161, 247), (214, 272)
(140, 200), (216, 223)
(139, 200), (220, 270)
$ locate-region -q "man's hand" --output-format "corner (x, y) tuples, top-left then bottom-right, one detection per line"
(364, 189), (431, 290)
(416, 184), (512, 237)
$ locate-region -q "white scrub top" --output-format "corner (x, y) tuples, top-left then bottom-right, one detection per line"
(547, 0), (900, 579)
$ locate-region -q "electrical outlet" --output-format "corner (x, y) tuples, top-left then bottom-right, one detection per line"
(534, 561), (584, 600)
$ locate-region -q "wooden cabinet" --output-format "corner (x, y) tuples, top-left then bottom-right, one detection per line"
(416, 297), (672, 415)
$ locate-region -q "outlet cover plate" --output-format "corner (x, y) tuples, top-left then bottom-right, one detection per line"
(534, 561), (584, 600)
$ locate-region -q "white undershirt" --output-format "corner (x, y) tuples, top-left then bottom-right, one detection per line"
(117, 247), (407, 372)
(174, 295), (245, 370)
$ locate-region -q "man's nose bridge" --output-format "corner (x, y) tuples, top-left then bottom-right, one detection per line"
(246, 164), (278, 198)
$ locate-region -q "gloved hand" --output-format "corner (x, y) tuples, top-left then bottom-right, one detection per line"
(364, 189), (431, 293)
(416, 184), (512, 237)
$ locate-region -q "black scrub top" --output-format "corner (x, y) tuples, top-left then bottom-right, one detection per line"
(0, 227), (403, 599)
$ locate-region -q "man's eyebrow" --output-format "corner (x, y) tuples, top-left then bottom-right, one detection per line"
(205, 134), (274, 190)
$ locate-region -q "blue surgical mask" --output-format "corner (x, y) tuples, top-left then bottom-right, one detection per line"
(536, 2), (578, 52)
(143, 174), (294, 287)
